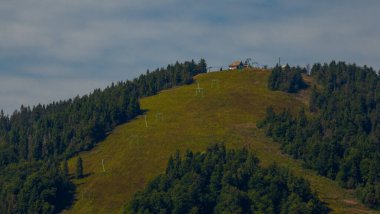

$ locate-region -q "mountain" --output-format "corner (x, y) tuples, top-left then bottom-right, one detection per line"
(64, 68), (374, 213)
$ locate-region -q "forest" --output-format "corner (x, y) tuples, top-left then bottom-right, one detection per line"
(0, 59), (207, 213)
(127, 144), (328, 214)
(261, 61), (380, 208)
(267, 64), (308, 93)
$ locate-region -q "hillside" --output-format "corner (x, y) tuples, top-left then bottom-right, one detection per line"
(64, 69), (376, 213)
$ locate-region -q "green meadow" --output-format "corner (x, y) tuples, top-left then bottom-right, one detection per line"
(64, 69), (376, 214)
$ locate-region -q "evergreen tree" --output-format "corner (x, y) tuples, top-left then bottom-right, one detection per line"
(76, 156), (83, 179)
(196, 58), (207, 74)
(63, 159), (69, 176)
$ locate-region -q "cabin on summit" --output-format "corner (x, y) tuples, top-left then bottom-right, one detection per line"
(229, 61), (244, 70)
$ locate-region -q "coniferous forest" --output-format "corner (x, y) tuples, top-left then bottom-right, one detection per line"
(127, 144), (328, 214)
(0, 59), (207, 213)
(262, 61), (380, 208)
(267, 64), (308, 93)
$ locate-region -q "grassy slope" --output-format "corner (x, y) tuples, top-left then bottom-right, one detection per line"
(64, 69), (376, 214)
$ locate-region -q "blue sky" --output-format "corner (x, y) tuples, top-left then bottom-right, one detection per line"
(1, 0), (380, 114)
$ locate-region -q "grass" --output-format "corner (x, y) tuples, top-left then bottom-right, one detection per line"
(63, 69), (377, 214)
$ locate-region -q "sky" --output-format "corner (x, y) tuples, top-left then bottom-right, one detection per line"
(1, 0), (380, 114)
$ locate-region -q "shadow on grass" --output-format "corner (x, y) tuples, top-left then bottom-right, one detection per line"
(55, 179), (76, 213)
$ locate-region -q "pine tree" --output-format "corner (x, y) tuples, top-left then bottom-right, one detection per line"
(76, 156), (83, 179)
(63, 159), (69, 176)
(197, 59), (207, 74)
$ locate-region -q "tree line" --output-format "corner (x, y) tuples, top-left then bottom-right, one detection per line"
(268, 64), (308, 93)
(126, 144), (328, 214)
(260, 61), (380, 208)
(0, 59), (207, 213)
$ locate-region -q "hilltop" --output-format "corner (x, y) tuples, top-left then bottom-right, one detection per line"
(64, 68), (375, 213)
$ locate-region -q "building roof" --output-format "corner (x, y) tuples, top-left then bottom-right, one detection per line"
(229, 61), (243, 67)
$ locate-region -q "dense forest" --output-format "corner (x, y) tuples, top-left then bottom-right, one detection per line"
(268, 64), (308, 93)
(127, 144), (328, 214)
(0, 59), (207, 213)
(260, 61), (380, 208)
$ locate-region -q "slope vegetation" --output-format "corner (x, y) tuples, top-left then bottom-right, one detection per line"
(65, 69), (375, 213)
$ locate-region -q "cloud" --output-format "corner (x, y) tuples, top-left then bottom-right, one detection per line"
(1, 0), (380, 114)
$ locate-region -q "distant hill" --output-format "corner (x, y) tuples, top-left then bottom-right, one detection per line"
(64, 68), (374, 213)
